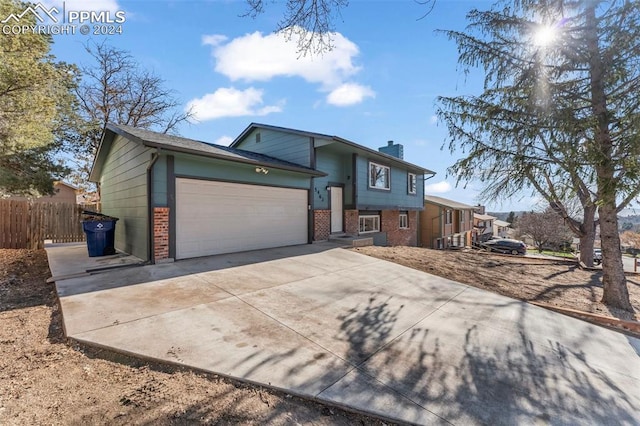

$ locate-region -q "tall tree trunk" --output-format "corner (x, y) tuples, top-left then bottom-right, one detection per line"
(599, 205), (632, 310)
(586, 6), (633, 311)
(578, 205), (596, 266)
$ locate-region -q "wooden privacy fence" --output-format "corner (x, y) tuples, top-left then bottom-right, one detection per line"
(0, 201), (86, 249)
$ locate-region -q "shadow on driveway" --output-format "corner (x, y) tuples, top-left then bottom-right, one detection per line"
(47, 243), (640, 425)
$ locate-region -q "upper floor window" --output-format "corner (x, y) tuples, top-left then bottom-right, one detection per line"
(408, 173), (417, 194)
(255, 132), (261, 143)
(460, 210), (465, 223)
(445, 209), (452, 224)
(369, 162), (390, 190)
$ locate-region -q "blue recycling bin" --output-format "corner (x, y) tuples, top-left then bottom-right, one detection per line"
(83, 219), (117, 257)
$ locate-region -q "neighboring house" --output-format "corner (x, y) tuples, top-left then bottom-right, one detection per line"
(420, 195), (475, 249)
(519, 234), (534, 247)
(5, 181), (78, 204)
(474, 212), (497, 242)
(77, 191), (100, 206)
(90, 123), (433, 263)
(493, 219), (511, 238)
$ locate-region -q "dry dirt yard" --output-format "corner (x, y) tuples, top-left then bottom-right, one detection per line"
(0, 249), (386, 426)
(353, 246), (640, 323)
(3, 247), (639, 424)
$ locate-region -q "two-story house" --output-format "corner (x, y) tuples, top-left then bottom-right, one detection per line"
(473, 212), (497, 243)
(90, 123), (434, 262)
(420, 195), (475, 249)
(231, 124), (435, 247)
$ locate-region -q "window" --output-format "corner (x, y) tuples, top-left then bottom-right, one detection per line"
(460, 210), (465, 223)
(408, 173), (417, 194)
(359, 215), (380, 233)
(255, 132), (261, 143)
(399, 212), (409, 229)
(369, 162), (390, 190)
(445, 209), (452, 224)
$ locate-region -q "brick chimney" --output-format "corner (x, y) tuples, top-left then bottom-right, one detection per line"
(378, 140), (404, 159)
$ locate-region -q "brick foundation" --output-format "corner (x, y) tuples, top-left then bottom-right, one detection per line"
(381, 210), (418, 246)
(345, 210), (358, 235)
(153, 207), (170, 262)
(314, 209), (330, 241)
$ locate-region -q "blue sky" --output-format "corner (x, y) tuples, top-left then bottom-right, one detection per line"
(41, 0), (542, 212)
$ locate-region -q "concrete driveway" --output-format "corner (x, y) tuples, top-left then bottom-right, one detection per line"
(47, 242), (640, 425)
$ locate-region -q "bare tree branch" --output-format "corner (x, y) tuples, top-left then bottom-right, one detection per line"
(69, 41), (191, 189)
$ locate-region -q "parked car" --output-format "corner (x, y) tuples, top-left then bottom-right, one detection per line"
(481, 239), (527, 255)
(625, 247), (640, 257)
(593, 248), (602, 265)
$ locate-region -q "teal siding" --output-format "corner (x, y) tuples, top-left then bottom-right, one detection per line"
(355, 155), (424, 209)
(99, 135), (151, 260)
(313, 148), (353, 209)
(234, 128), (311, 167)
(170, 152), (311, 190)
(152, 156), (167, 206)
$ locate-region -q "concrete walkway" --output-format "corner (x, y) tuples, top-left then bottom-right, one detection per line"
(47, 243), (640, 425)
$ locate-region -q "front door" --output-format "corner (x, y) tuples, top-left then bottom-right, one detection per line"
(330, 186), (343, 233)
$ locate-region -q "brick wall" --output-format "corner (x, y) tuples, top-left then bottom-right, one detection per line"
(345, 209), (358, 235)
(382, 210), (418, 246)
(153, 207), (169, 262)
(314, 209), (330, 241)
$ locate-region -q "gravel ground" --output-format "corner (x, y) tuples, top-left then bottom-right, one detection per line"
(352, 246), (640, 322)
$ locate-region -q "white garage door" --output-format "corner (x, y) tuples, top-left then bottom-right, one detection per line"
(176, 178), (308, 259)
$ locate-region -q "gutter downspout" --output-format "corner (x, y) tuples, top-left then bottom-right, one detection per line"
(146, 150), (160, 263)
(432, 212), (445, 249)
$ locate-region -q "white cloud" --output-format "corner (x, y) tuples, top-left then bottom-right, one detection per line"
(202, 34), (227, 46)
(429, 115), (438, 125)
(193, 28), (373, 112)
(326, 83), (375, 106)
(204, 28), (360, 88)
(214, 136), (234, 146)
(186, 87), (283, 121)
(425, 180), (452, 194)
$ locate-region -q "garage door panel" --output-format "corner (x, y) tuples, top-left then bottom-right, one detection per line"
(176, 179), (308, 259)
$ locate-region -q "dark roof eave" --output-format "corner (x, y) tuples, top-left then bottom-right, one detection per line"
(88, 128), (118, 182)
(331, 136), (436, 175)
(231, 123), (435, 175)
(102, 123), (325, 178)
(230, 122), (336, 148)
(424, 200), (476, 210)
(140, 140), (326, 177)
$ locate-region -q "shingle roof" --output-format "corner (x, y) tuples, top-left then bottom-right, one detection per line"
(494, 219), (511, 227)
(101, 124), (325, 177)
(232, 123), (436, 175)
(474, 213), (496, 220)
(424, 195), (475, 210)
